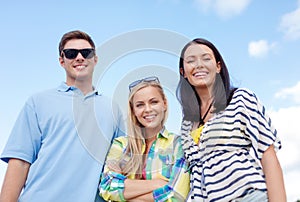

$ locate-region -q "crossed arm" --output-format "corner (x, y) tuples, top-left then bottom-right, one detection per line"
(123, 178), (167, 201)
(99, 159), (168, 202)
(99, 137), (190, 201)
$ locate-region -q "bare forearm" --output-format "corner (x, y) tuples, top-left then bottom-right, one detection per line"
(261, 145), (286, 202)
(124, 179), (167, 200)
(128, 192), (154, 202)
(0, 159), (30, 202)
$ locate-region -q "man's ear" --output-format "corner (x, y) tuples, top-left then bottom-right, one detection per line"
(94, 55), (98, 64)
(59, 57), (65, 67)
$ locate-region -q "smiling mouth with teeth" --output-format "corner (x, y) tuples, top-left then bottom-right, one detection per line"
(75, 65), (86, 70)
(194, 72), (208, 77)
(144, 115), (156, 121)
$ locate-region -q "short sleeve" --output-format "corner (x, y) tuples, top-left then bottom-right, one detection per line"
(1, 97), (42, 164)
(237, 88), (281, 160)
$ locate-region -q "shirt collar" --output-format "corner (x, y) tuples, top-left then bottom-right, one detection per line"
(57, 82), (101, 95)
(157, 126), (171, 139)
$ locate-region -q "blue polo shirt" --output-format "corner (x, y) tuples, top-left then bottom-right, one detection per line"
(1, 82), (125, 202)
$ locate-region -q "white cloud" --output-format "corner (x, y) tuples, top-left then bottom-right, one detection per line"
(194, 0), (251, 19)
(269, 106), (300, 201)
(248, 40), (277, 58)
(265, 83), (300, 200)
(275, 81), (300, 103)
(279, 7), (300, 40)
(214, 0), (251, 19)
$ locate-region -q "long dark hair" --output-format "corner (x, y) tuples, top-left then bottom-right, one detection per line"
(176, 38), (236, 122)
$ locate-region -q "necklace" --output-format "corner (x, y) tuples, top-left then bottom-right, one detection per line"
(198, 102), (213, 127)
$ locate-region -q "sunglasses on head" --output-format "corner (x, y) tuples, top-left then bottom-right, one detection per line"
(61, 48), (95, 59)
(129, 76), (160, 91)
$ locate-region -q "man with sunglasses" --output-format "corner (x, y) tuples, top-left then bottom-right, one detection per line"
(0, 30), (125, 202)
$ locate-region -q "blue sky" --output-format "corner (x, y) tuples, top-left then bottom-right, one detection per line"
(1, 0), (300, 200)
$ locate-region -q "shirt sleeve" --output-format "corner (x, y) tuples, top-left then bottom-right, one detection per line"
(99, 137), (127, 202)
(1, 97), (42, 164)
(238, 88), (281, 160)
(153, 135), (190, 202)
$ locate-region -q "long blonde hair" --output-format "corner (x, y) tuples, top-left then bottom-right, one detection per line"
(121, 81), (168, 178)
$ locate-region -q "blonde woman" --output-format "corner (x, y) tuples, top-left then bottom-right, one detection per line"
(99, 76), (190, 201)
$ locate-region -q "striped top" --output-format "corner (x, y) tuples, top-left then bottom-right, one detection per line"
(99, 128), (190, 202)
(181, 88), (281, 201)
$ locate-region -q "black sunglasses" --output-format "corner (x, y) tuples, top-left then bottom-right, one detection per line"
(129, 76), (160, 91)
(62, 48), (95, 59)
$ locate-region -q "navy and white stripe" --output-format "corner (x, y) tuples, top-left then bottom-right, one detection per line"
(181, 88), (281, 201)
